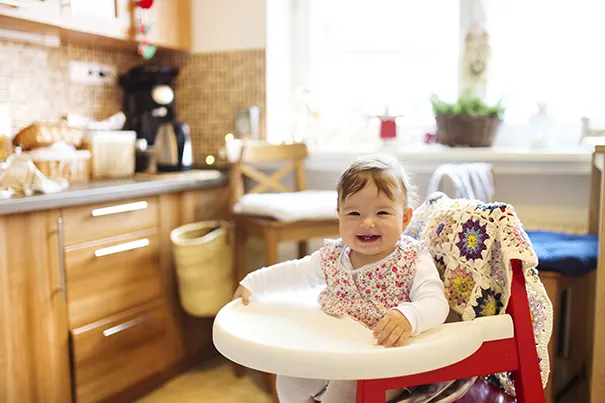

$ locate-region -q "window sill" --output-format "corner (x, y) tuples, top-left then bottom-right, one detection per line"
(305, 144), (594, 175)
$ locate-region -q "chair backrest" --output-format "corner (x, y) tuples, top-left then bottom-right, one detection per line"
(226, 140), (309, 204)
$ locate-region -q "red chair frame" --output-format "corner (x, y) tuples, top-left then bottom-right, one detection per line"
(354, 259), (546, 403)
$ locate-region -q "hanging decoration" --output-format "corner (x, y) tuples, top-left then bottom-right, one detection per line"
(461, 0), (490, 98)
(134, 0), (157, 60)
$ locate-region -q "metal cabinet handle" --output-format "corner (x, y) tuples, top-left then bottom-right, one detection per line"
(103, 315), (151, 337)
(94, 238), (150, 257)
(0, 0), (29, 8)
(56, 217), (67, 301)
(91, 201), (148, 217)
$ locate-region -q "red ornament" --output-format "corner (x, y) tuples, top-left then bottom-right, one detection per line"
(137, 0), (154, 9)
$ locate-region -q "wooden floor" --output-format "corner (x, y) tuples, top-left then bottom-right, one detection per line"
(137, 358), (272, 403)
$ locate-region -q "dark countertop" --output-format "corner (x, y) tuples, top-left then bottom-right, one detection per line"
(0, 170), (229, 215)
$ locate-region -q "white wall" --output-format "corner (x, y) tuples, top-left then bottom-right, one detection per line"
(190, 0), (267, 53)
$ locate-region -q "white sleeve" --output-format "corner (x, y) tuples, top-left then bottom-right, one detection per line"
(240, 250), (325, 296)
(394, 250), (450, 336)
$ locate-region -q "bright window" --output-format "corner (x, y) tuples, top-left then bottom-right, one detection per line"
(281, 0), (605, 149)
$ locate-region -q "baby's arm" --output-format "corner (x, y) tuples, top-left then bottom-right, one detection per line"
(239, 250), (325, 298)
(394, 250), (450, 337)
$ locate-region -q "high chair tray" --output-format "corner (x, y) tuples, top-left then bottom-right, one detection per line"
(212, 288), (514, 380)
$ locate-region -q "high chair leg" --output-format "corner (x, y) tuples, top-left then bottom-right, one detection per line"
(508, 260), (546, 403)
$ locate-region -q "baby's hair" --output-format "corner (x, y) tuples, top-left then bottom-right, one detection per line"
(337, 154), (418, 210)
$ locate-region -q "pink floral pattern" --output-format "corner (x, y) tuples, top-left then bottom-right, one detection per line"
(318, 237), (423, 329)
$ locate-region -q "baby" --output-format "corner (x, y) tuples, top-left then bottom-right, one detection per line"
(234, 155), (449, 403)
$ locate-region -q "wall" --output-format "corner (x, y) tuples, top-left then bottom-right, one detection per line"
(170, 49), (266, 163)
(0, 39), (141, 133)
(0, 36), (266, 164)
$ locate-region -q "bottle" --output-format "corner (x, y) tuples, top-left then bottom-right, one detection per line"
(528, 102), (553, 148)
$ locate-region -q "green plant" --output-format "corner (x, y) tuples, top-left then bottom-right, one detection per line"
(430, 89), (505, 117)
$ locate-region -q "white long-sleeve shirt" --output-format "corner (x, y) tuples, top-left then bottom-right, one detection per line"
(241, 248), (449, 336)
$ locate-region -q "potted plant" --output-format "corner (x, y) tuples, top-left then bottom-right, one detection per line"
(430, 90), (505, 147)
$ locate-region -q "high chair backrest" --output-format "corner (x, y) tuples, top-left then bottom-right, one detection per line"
(404, 191), (553, 392)
(226, 140), (309, 204)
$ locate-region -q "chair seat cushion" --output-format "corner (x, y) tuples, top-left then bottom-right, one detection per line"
(526, 231), (598, 277)
(233, 190), (338, 222)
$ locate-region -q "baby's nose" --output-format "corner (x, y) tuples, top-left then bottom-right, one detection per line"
(361, 217), (375, 228)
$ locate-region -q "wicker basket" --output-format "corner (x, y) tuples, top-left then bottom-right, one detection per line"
(171, 220), (233, 317)
(435, 114), (502, 147)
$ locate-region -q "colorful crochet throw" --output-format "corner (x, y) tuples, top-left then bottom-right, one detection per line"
(404, 192), (553, 397)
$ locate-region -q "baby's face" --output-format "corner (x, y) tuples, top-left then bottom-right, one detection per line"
(339, 181), (412, 264)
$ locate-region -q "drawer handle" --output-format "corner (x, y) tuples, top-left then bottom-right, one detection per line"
(57, 217), (67, 301)
(94, 238), (150, 257)
(91, 201), (148, 217)
(103, 315), (151, 337)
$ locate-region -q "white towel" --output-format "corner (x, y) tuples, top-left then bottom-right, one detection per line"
(427, 163), (494, 202)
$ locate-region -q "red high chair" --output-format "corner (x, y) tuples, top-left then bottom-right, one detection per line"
(213, 257), (545, 403)
(353, 259), (545, 403)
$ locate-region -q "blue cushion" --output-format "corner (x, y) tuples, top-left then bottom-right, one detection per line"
(526, 231), (598, 277)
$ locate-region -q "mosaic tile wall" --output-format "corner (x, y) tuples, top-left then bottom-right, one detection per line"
(0, 40), (142, 131)
(169, 49), (266, 163)
(0, 39), (266, 164)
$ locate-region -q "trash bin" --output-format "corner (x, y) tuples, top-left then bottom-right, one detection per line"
(171, 220), (233, 317)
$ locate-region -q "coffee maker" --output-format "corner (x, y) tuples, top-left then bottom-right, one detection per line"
(119, 65), (192, 172)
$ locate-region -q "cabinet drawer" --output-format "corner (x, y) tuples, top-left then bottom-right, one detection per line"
(72, 300), (172, 403)
(62, 197), (158, 245)
(65, 230), (163, 328)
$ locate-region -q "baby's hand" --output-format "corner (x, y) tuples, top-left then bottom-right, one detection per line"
(373, 310), (412, 348)
(233, 285), (251, 305)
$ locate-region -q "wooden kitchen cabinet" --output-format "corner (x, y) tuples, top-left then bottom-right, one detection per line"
(61, 0), (132, 42)
(0, 0), (63, 29)
(0, 0), (192, 51)
(0, 184), (230, 402)
(145, 0), (192, 51)
(0, 209), (72, 403)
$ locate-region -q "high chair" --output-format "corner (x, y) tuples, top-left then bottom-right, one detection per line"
(213, 192), (552, 402)
(226, 139), (340, 394)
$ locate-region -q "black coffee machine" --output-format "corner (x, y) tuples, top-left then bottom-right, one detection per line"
(119, 64), (192, 172)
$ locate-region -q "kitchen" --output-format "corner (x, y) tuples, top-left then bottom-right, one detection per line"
(0, 0), (270, 402)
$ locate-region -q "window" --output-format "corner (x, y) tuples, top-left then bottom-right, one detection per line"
(486, 0), (605, 125)
(277, 0), (605, 149)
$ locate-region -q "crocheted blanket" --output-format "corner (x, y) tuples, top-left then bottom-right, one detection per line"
(403, 192), (553, 398)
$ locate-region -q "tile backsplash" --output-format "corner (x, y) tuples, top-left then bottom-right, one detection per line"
(0, 38), (266, 164)
(171, 49), (266, 162)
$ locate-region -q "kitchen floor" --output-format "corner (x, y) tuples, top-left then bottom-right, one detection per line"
(137, 358), (272, 403)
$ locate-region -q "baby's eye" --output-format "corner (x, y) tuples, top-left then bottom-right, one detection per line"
(348, 212), (360, 216)
(377, 211), (389, 215)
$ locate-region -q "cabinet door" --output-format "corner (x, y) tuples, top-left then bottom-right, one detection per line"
(0, 210), (71, 403)
(145, 0), (191, 50)
(63, 0), (132, 40)
(0, 0), (62, 27)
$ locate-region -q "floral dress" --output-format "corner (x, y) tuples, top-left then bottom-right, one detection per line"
(317, 236), (424, 329)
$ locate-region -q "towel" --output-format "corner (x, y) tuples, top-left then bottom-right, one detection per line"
(427, 163), (494, 202)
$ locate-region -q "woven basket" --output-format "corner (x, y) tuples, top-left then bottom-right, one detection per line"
(435, 114), (502, 147)
(171, 220), (233, 317)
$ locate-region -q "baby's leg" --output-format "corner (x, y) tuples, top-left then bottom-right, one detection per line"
(320, 380), (357, 403)
(276, 375), (328, 403)
(321, 381), (402, 403)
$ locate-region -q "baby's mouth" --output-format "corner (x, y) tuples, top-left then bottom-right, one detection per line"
(357, 235), (381, 243)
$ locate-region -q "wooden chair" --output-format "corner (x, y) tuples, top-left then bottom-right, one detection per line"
(226, 139), (340, 399)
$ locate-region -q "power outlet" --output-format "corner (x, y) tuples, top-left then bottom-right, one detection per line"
(68, 60), (117, 85)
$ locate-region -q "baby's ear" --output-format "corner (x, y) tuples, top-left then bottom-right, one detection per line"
(402, 207), (413, 227)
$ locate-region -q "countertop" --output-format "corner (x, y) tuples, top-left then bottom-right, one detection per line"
(0, 170), (228, 215)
